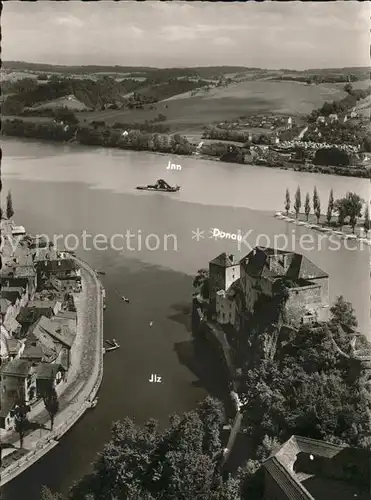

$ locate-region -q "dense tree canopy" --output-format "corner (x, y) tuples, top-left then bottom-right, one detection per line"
(240, 321), (371, 449)
(43, 397), (256, 500)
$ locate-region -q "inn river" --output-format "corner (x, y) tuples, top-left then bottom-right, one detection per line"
(1, 137), (370, 499)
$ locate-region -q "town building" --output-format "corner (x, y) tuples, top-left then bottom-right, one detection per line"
(1, 358), (38, 407)
(35, 362), (65, 397)
(36, 258), (82, 292)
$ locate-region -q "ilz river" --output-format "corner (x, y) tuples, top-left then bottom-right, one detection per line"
(1, 137), (370, 499)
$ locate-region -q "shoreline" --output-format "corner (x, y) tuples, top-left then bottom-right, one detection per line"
(2, 131), (370, 179)
(0, 255), (104, 487)
(273, 211), (371, 246)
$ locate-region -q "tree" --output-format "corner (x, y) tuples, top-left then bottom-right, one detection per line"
(336, 192), (364, 233)
(344, 83), (353, 95)
(346, 192), (364, 233)
(335, 201), (346, 229)
(193, 269), (209, 299)
(66, 398), (239, 500)
(304, 193), (311, 221)
(345, 192), (364, 233)
(294, 186), (301, 219)
(40, 486), (64, 500)
(285, 188), (290, 215)
(315, 198), (321, 224)
(313, 186), (319, 214)
(364, 205), (370, 232)
(43, 387), (59, 430)
(326, 189), (334, 225)
(6, 190), (14, 219)
(53, 107), (78, 126)
(14, 400), (30, 449)
(330, 295), (358, 328)
(256, 435), (281, 461)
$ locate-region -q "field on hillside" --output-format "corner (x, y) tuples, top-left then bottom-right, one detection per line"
(333, 79), (370, 91)
(77, 79), (346, 132)
(355, 95), (371, 117)
(33, 95), (91, 111)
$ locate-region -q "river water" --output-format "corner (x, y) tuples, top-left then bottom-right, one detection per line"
(1, 137), (370, 499)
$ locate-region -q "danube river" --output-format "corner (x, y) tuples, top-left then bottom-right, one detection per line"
(1, 137), (370, 499)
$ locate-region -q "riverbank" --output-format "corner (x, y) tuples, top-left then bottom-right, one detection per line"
(274, 211), (371, 246)
(2, 118), (370, 179)
(0, 256), (103, 488)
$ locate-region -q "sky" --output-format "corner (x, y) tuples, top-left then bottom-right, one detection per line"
(2, 1), (370, 70)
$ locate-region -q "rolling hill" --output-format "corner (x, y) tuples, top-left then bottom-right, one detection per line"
(78, 79), (347, 132)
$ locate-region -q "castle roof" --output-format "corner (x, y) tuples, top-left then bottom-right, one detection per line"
(241, 247), (328, 281)
(210, 253), (238, 268)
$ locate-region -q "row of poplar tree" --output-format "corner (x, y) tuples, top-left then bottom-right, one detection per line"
(284, 186), (370, 233)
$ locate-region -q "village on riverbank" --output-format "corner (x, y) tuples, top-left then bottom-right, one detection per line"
(191, 247), (371, 499)
(0, 193), (104, 485)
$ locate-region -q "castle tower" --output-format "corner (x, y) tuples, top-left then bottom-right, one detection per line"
(209, 253), (240, 316)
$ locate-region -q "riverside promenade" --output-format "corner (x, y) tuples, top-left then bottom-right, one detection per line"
(0, 256), (104, 487)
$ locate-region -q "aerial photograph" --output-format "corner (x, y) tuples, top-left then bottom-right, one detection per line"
(0, 1), (370, 499)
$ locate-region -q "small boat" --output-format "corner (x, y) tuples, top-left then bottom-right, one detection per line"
(136, 185), (180, 192)
(89, 398), (98, 409)
(122, 296), (130, 303)
(104, 339), (120, 353)
(95, 270), (106, 275)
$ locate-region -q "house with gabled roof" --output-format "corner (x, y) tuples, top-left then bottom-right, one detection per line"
(17, 305), (54, 337)
(0, 358), (38, 406)
(0, 276), (31, 301)
(262, 435), (370, 500)
(21, 331), (57, 364)
(23, 316), (74, 371)
(12, 265), (37, 297)
(35, 362), (65, 397)
(36, 258), (81, 293)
